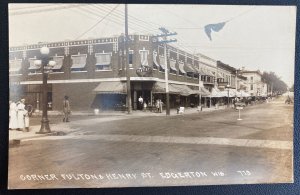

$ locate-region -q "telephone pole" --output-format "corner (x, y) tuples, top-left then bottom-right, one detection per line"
(125, 4), (132, 114)
(154, 27), (177, 115)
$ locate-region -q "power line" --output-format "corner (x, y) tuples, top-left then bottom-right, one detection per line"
(9, 4), (88, 16)
(9, 4), (56, 11)
(75, 4), (120, 40)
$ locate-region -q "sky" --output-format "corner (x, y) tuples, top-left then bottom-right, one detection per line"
(8, 4), (296, 87)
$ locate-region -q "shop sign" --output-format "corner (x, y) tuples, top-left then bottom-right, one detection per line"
(136, 66), (152, 77)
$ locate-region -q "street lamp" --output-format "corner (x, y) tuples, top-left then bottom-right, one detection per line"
(36, 46), (56, 134)
(226, 84), (230, 108)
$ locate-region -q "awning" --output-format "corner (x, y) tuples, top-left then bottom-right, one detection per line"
(153, 82), (211, 96)
(203, 69), (215, 77)
(237, 90), (251, 97)
(9, 59), (22, 72)
(170, 84), (193, 96)
(185, 63), (196, 73)
(217, 72), (224, 79)
(71, 55), (87, 69)
(169, 60), (177, 71)
(52, 56), (64, 70)
(152, 82), (181, 94)
(219, 89), (236, 97)
(195, 68), (206, 76)
(209, 87), (224, 97)
(153, 52), (160, 69)
(158, 56), (166, 70)
(93, 82), (127, 94)
(178, 62), (186, 74)
(190, 87), (211, 96)
(28, 58), (40, 70)
(140, 50), (149, 66)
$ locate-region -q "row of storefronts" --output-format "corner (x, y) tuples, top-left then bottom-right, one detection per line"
(9, 34), (269, 111)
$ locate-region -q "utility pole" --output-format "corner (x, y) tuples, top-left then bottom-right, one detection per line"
(125, 4), (132, 114)
(154, 27), (177, 115)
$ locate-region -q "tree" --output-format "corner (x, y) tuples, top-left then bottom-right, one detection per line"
(262, 71), (288, 94)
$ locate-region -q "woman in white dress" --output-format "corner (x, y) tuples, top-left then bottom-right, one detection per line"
(17, 99), (26, 131)
(9, 101), (18, 130)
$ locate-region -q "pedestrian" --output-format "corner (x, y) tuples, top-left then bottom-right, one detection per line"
(23, 105), (30, 132)
(159, 99), (163, 113)
(143, 102), (147, 111)
(63, 96), (71, 122)
(155, 99), (160, 113)
(9, 100), (18, 130)
(16, 99), (26, 131)
(138, 96), (143, 110)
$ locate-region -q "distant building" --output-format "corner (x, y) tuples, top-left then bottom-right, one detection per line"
(241, 70), (268, 96)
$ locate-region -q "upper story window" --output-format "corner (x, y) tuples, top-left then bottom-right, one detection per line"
(51, 56), (64, 72)
(139, 35), (149, 41)
(95, 52), (112, 71)
(139, 48), (149, 67)
(71, 54), (87, 72)
(95, 53), (112, 70)
(9, 58), (22, 73)
(251, 76), (253, 81)
(129, 50), (134, 68)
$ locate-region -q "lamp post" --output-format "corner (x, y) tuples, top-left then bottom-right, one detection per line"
(226, 84), (230, 108)
(36, 46), (56, 134)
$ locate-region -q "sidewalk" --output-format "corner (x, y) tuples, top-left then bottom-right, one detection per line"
(32, 105), (229, 117)
(9, 105), (230, 144)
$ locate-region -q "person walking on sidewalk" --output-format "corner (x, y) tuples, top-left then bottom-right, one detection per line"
(63, 96), (71, 122)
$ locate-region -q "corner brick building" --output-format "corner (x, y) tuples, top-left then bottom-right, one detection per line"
(9, 34), (263, 111)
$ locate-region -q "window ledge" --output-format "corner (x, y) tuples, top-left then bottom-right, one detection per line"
(71, 71), (88, 73)
(28, 72), (42, 75)
(50, 72), (64, 74)
(10, 73), (22, 76)
(95, 70), (113, 72)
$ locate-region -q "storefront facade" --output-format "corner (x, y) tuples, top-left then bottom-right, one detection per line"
(9, 34), (222, 111)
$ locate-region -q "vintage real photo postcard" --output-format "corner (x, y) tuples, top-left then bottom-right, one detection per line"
(8, 4), (295, 189)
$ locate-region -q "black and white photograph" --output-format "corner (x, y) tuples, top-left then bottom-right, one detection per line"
(8, 4), (295, 189)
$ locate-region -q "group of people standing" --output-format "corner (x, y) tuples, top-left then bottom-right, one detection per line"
(138, 96), (163, 113)
(9, 99), (30, 132)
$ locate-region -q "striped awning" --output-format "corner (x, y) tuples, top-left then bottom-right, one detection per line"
(28, 58), (40, 70)
(170, 84), (193, 96)
(185, 63), (196, 73)
(93, 82), (127, 94)
(158, 56), (166, 70)
(152, 82), (181, 95)
(217, 72), (224, 79)
(71, 55), (87, 69)
(178, 62), (186, 74)
(209, 88), (223, 97)
(169, 60), (177, 71)
(52, 56), (64, 70)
